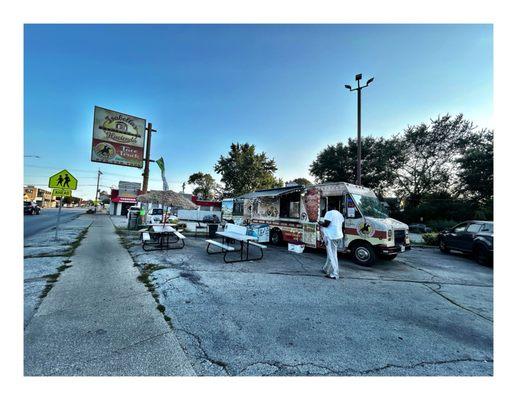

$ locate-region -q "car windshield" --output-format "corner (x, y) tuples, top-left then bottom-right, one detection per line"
(350, 194), (388, 219)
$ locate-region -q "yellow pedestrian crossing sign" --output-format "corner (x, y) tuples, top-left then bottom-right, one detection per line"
(52, 188), (72, 197)
(49, 169), (78, 190)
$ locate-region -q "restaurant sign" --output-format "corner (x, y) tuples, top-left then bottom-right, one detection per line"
(91, 106), (146, 168)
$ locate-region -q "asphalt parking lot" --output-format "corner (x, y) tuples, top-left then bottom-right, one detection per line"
(117, 223), (493, 376)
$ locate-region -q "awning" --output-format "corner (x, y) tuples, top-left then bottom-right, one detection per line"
(239, 185), (304, 199)
(111, 196), (137, 203)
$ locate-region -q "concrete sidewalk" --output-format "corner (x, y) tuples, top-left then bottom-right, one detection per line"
(24, 215), (195, 376)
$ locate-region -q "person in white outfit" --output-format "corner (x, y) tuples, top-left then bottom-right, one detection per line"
(318, 204), (345, 279)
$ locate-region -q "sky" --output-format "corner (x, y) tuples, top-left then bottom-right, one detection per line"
(24, 24), (493, 200)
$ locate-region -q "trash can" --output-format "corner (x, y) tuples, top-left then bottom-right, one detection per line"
(208, 223), (219, 238)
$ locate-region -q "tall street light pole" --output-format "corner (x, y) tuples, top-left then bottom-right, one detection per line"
(345, 73), (374, 186)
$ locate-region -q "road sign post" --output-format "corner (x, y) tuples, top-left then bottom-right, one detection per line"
(49, 170), (78, 240)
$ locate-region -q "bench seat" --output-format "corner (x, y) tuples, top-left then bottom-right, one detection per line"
(173, 231), (186, 240)
(248, 241), (267, 249)
(206, 239), (234, 251)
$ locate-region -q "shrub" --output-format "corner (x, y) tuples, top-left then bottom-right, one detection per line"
(422, 233), (439, 246)
(426, 219), (458, 232)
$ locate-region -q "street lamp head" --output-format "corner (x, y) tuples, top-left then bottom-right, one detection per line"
(355, 73), (362, 81)
(366, 77), (374, 85)
(345, 84), (352, 90)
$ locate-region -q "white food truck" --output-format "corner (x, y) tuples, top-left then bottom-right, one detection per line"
(236, 182), (410, 266)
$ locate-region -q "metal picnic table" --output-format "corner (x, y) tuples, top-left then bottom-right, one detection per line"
(205, 229), (267, 263)
(140, 223), (186, 251)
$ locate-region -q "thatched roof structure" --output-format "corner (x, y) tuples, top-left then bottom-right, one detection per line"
(137, 190), (197, 210)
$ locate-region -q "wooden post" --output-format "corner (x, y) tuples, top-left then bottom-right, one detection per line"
(142, 122), (156, 194)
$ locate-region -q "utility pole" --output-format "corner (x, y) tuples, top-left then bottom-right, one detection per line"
(94, 169), (103, 208)
(345, 73), (374, 186)
(142, 122), (157, 194)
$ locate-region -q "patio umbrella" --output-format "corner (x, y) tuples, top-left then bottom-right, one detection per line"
(137, 190), (197, 210)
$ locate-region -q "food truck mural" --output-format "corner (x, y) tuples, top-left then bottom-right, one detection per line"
(239, 182), (410, 266)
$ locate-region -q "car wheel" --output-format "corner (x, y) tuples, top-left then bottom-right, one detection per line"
(350, 241), (376, 267)
(270, 229), (283, 246)
(439, 238), (450, 253)
(379, 253), (397, 261)
(474, 246), (491, 266)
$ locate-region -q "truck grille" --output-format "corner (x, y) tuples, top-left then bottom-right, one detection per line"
(394, 230), (406, 246)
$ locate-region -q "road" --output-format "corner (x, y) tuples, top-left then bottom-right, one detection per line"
(24, 207), (85, 238)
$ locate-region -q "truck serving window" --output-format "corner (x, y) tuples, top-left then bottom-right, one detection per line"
(280, 192), (301, 219)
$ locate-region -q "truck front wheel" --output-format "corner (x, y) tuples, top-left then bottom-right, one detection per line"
(350, 241), (376, 267)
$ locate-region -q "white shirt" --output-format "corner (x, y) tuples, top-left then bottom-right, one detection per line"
(322, 210), (344, 240)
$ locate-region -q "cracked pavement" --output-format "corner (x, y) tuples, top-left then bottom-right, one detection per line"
(114, 217), (493, 376)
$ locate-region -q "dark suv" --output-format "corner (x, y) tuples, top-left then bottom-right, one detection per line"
(24, 201), (41, 215)
(438, 220), (493, 266)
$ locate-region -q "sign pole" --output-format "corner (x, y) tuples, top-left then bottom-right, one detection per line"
(55, 197), (63, 240)
(94, 169), (103, 211)
(142, 122), (156, 194)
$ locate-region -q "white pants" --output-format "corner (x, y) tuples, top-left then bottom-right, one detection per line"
(323, 236), (341, 279)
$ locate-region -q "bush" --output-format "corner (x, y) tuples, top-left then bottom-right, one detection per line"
(422, 233), (439, 246)
(426, 219), (458, 232)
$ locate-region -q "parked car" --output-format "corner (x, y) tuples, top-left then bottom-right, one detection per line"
(409, 223), (432, 233)
(438, 220), (493, 266)
(24, 201), (40, 215)
(146, 208), (164, 224)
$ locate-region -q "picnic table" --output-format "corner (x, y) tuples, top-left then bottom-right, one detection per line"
(206, 224), (267, 263)
(140, 223), (186, 251)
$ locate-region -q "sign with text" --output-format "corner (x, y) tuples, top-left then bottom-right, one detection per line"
(52, 188), (72, 198)
(49, 169), (78, 190)
(118, 181), (140, 197)
(91, 106), (146, 168)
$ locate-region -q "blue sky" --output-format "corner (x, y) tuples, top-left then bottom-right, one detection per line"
(24, 24), (493, 199)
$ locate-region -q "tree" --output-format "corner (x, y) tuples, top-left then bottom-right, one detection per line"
(393, 114), (475, 208)
(456, 129), (493, 205)
(214, 143), (281, 196)
(309, 136), (405, 196)
(291, 178), (312, 186)
(187, 172), (219, 199)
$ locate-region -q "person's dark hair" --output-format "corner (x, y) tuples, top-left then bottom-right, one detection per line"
(329, 204), (337, 211)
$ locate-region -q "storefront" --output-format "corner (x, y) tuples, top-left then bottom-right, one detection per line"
(109, 190), (138, 216)
(109, 181), (141, 216)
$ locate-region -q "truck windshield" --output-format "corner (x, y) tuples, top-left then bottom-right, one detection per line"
(350, 194), (388, 219)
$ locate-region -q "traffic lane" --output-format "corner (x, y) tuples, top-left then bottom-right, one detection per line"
(24, 208), (85, 238)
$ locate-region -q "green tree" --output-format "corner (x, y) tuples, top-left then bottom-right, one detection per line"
(291, 178), (312, 186)
(456, 129), (493, 205)
(187, 172), (219, 199)
(214, 143), (281, 196)
(309, 136), (405, 196)
(394, 114), (475, 208)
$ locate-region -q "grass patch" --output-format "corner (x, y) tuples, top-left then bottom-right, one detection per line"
(115, 229), (174, 330)
(63, 227), (89, 257)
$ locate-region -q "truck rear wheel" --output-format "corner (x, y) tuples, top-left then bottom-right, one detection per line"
(350, 241), (376, 267)
(270, 229), (283, 246)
